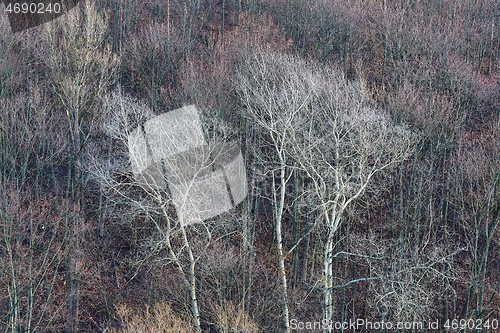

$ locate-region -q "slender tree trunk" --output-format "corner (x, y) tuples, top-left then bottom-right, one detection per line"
(323, 224), (336, 333)
(301, 199), (311, 285)
(66, 107), (83, 333)
(244, 179), (257, 312)
(291, 170), (300, 287)
(274, 165), (291, 333)
(180, 224), (201, 332)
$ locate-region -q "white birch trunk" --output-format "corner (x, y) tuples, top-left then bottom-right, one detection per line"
(180, 224), (201, 332)
(275, 166), (291, 333)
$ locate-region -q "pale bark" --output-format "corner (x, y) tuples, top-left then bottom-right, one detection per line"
(274, 164), (291, 333)
(180, 224), (202, 331)
(236, 49), (416, 333)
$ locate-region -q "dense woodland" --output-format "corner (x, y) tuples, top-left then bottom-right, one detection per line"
(0, 0), (499, 332)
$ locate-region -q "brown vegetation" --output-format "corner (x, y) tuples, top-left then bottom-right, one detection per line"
(0, 0), (499, 332)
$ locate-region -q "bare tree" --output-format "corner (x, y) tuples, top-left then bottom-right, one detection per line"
(236, 50), (416, 332)
(236, 51), (307, 333)
(0, 182), (74, 333)
(39, 4), (119, 331)
(349, 230), (462, 325)
(41, 1), (119, 205)
(0, 82), (71, 332)
(453, 122), (500, 324)
(86, 92), (246, 332)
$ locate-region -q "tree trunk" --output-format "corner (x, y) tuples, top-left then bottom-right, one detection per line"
(323, 224), (336, 333)
(180, 224), (201, 332)
(274, 166), (291, 333)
